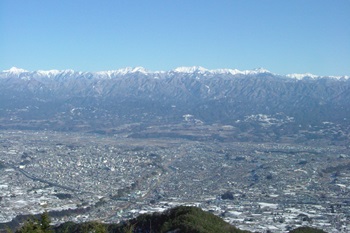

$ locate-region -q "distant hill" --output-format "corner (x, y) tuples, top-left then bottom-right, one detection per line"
(54, 206), (249, 233)
(11, 206), (327, 233)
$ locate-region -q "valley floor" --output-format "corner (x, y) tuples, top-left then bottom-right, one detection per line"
(0, 129), (349, 232)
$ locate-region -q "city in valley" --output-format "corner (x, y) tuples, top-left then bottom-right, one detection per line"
(1, 67), (350, 232)
(2, 0), (350, 232)
(0, 123), (349, 232)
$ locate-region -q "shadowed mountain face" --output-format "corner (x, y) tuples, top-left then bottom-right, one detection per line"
(1, 68), (349, 140)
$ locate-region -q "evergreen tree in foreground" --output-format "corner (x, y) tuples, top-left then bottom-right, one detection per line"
(16, 211), (53, 233)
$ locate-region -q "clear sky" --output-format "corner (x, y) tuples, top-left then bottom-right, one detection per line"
(1, 0), (349, 76)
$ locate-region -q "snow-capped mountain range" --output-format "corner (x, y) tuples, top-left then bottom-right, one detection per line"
(0, 65), (350, 138)
(2, 66), (349, 80)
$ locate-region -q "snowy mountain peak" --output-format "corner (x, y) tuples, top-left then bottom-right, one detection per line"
(2, 67), (78, 76)
(172, 66), (271, 75)
(173, 66), (209, 73)
(36, 70), (62, 77)
(96, 67), (150, 76)
(286, 73), (349, 80)
(3, 67), (28, 74)
(286, 73), (319, 80)
(234, 68), (271, 75)
(250, 68), (271, 74)
(118, 67), (148, 74)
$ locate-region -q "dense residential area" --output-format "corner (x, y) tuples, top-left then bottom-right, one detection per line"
(0, 129), (349, 232)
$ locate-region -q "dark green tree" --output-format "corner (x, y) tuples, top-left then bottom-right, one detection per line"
(16, 211), (52, 233)
(16, 218), (43, 233)
(40, 212), (53, 233)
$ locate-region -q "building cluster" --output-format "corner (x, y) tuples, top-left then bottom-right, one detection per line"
(0, 130), (349, 232)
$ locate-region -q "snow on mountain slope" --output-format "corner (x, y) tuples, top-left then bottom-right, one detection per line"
(96, 67), (150, 76)
(0, 65), (349, 135)
(173, 66), (209, 74)
(1, 66), (349, 80)
(3, 67), (28, 74)
(286, 73), (349, 80)
(171, 66), (271, 76)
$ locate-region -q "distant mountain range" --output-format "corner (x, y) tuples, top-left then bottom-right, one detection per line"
(2, 66), (349, 79)
(1, 66), (349, 142)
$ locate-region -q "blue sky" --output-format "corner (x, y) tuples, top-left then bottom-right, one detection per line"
(1, 0), (349, 75)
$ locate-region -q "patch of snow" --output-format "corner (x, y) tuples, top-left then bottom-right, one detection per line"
(287, 73), (349, 80)
(3, 67), (28, 74)
(3, 67), (348, 81)
(243, 68), (271, 75)
(114, 67), (148, 75)
(336, 184), (346, 188)
(329, 75), (349, 80)
(173, 66), (209, 73)
(36, 70), (61, 77)
(243, 113), (294, 127)
(286, 73), (319, 80)
(183, 114), (194, 121)
(294, 168), (308, 174)
(172, 66), (271, 75)
(258, 202), (278, 209)
(210, 68), (242, 75)
(95, 67), (152, 77)
(61, 69), (75, 74)
(226, 211), (243, 217)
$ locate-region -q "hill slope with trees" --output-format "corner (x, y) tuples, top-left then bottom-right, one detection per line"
(10, 206), (327, 233)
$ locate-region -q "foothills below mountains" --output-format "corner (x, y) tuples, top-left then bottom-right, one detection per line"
(1, 67), (350, 143)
